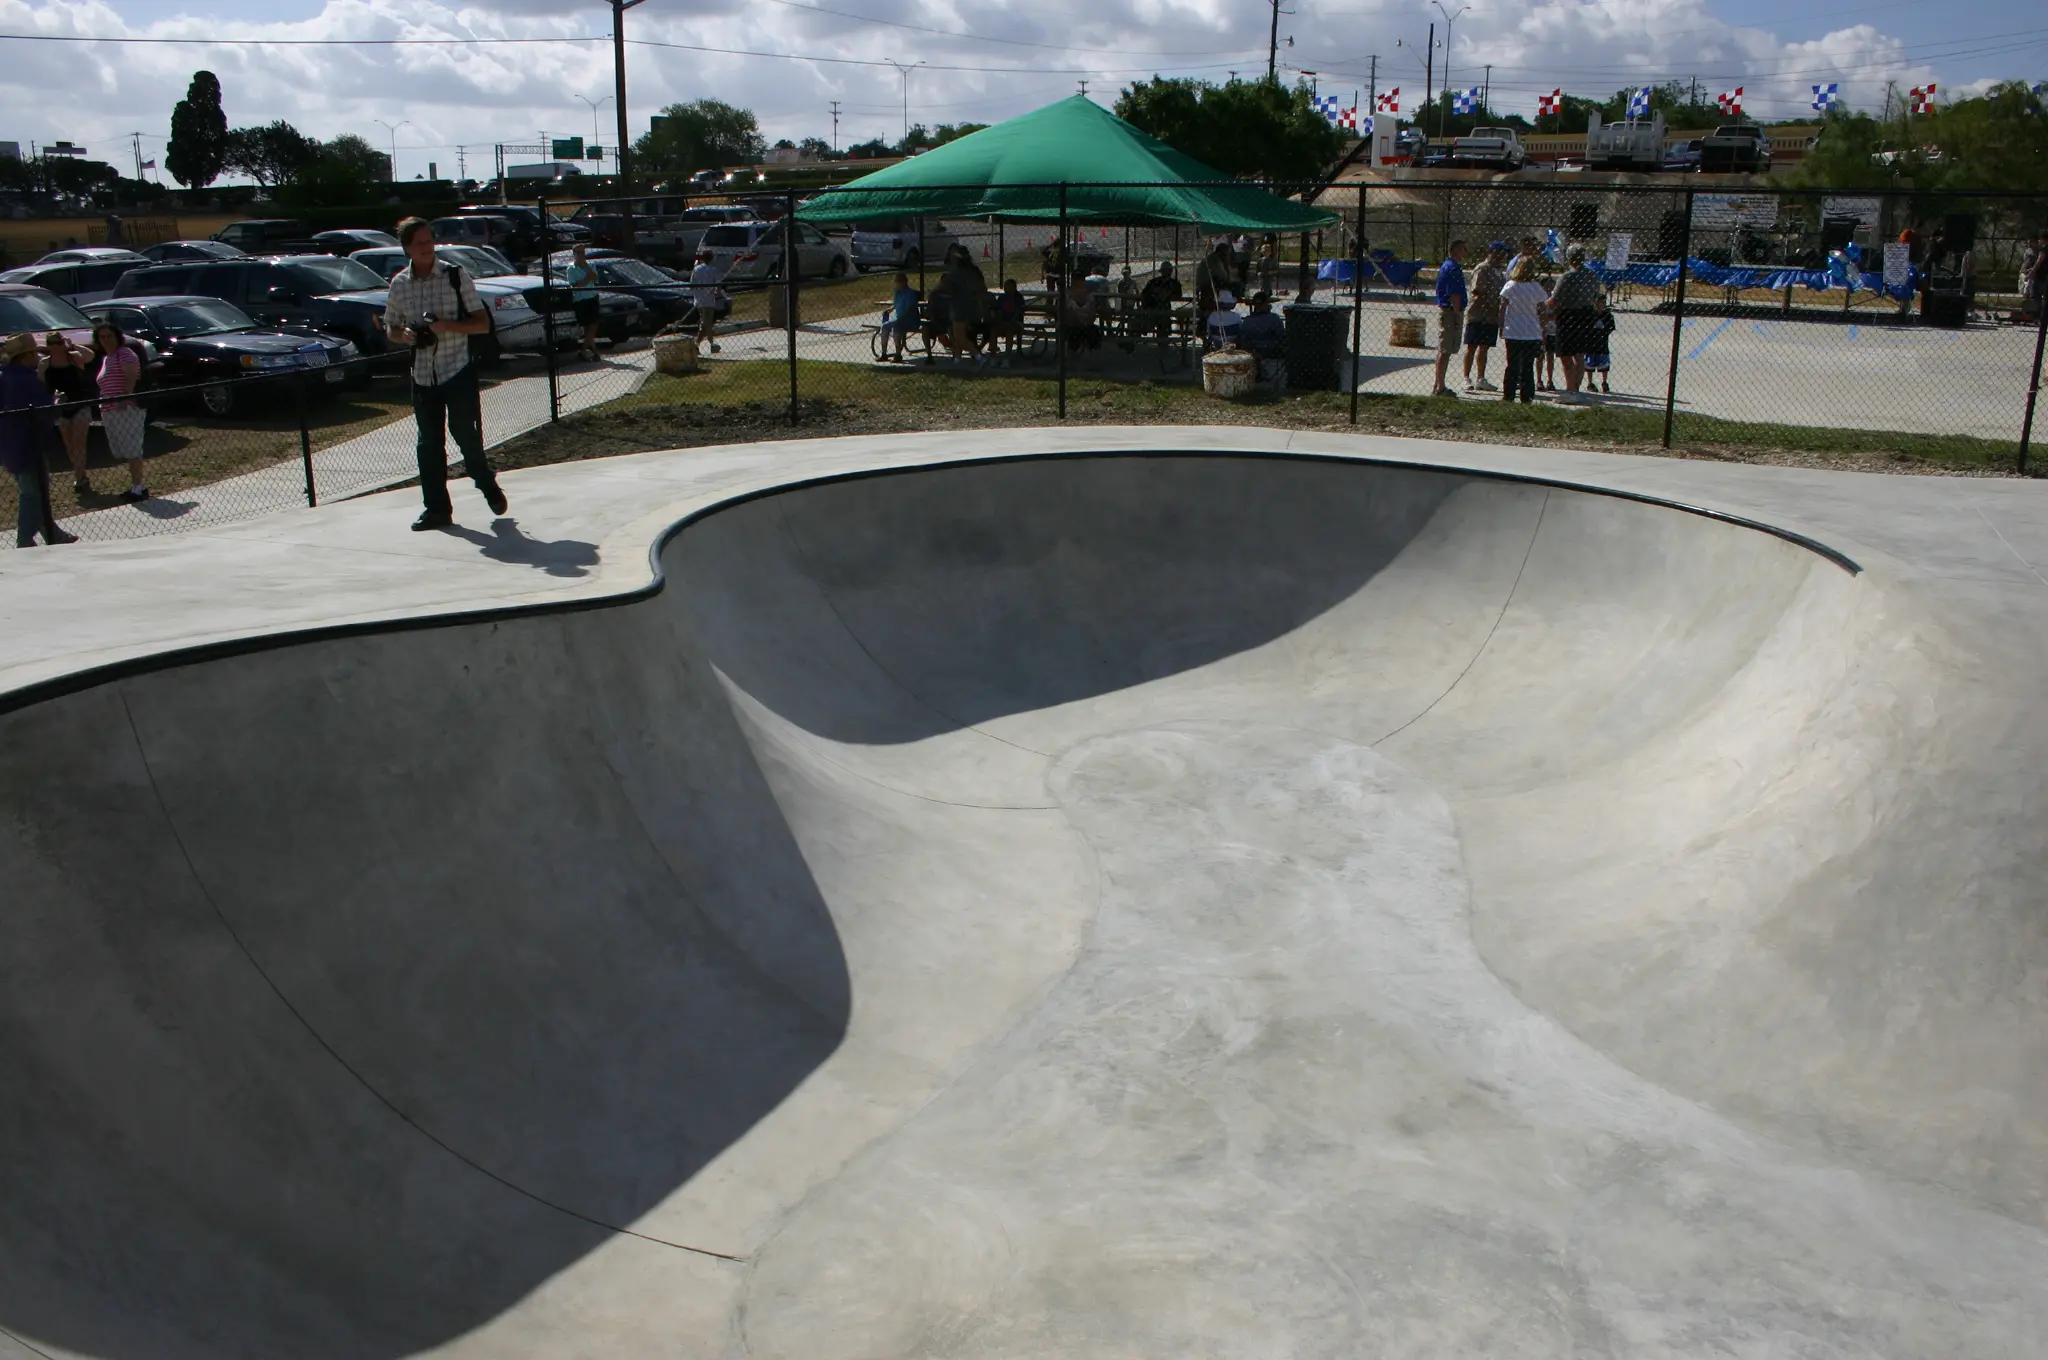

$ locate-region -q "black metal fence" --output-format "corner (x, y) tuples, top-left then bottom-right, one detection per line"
(7, 179), (2045, 547)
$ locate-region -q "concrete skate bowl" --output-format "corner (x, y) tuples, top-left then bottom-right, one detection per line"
(5, 451), (2048, 1357)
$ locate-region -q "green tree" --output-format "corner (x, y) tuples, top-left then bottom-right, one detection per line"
(1114, 77), (1342, 183)
(846, 137), (891, 159)
(166, 70), (230, 189)
(1787, 82), (2048, 192)
(797, 136), (833, 159)
(930, 122), (990, 148)
(635, 100), (765, 177)
(318, 133), (390, 182)
(223, 120), (317, 189)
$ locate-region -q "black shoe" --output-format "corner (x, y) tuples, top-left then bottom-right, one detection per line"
(44, 529), (79, 545)
(483, 485), (508, 516)
(120, 486), (149, 502)
(411, 511), (452, 532)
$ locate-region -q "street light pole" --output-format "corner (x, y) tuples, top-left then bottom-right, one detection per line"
(1431, 2), (1469, 138)
(612, 0), (645, 246)
(374, 119), (411, 183)
(577, 94), (612, 171)
(885, 59), (925, 145)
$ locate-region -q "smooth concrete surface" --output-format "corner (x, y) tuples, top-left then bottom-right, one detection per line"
(3, 429), (2047, 1357)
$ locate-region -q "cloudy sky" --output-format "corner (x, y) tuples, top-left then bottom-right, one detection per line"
(2, 0), (2042, 181)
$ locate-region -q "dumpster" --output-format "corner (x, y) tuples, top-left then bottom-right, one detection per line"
(1282, 303), (1355, 391)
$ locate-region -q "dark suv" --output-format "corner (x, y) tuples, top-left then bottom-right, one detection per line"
(112, 255), (397, 362)
(453, 204), (589, 260)
(211, 219), (320, 254)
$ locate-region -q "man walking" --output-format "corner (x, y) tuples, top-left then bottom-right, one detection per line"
(1463, 241), (1508, 392)
(384, 217), (507, 531)
(1432, 239), (1468, 397)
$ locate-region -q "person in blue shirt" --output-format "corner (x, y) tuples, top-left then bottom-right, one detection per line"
(1432, 239), (1468, 397)
(563, 243), (601, 363)
(885, 271), (920, 362)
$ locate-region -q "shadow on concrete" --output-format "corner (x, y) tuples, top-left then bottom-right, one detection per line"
(442, 517), (600, 577)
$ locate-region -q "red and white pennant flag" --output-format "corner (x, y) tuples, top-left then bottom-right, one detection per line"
(1717, 86), (1744, 115)
(1910, 83), (1937, 113)
(1376, 88), (1400, 113)
(1537, 88), (1562, 116)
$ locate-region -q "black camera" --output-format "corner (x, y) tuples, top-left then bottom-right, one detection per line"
(412, 312), (439, 348)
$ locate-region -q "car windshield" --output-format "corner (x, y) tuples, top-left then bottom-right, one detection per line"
(347, 230), (399, 247)
(444, 245), (516, 277)
(353, 250), (405, 277)
(0, 290), (90, 331)
(146, 299), (256, 336)
(282, 256), (385, 293)
(599, 259), (674, 285)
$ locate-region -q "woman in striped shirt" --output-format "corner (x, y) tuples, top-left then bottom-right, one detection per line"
(93, 320), (148, 501)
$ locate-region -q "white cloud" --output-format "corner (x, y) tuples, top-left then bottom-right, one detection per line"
(0, 0), (1991, 179)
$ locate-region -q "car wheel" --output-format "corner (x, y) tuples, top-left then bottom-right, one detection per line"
(826, 255), (848, 279)
(200, 381), (236, 417)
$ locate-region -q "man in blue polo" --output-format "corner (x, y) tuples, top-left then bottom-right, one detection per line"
(1431, 238), (1468, 397)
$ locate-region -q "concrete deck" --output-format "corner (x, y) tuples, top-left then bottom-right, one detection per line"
(3, 428), (2047, 1357)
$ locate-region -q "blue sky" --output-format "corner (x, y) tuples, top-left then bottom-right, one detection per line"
(3, 0), (2042, 180)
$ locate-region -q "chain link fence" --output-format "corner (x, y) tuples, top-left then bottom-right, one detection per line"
(8, 181), (2045, 548)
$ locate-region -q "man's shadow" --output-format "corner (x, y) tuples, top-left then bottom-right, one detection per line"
(439, 519), (599, 578)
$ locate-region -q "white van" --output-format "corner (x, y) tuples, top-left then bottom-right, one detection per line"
(850, 217), (959, 272)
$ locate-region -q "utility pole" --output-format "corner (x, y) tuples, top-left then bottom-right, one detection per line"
(829, 100), (841, 154)
(1482, 64), (1491, 110)
(1422, 22), (1434, 140)
(1078, 79), (1089, 97)
(612, 0), (645, 244)
(885, 59), (925, 144)
(129, 132), (143, 185)
(456, 145), (467, 184)
(1431, 3), (1469, 138)
(1268, 0), (1281, 81)
(1369, 54), (1378, 126)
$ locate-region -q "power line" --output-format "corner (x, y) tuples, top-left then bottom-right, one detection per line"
(753, 0), (1262, 57)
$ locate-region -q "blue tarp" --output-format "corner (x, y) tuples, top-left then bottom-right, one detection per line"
(1590, 257), (1920, 301)
(1318, 257), (1427, 287)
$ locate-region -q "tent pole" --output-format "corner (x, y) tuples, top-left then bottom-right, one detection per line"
(1350, 183), (1366, 424)
(1058, 183), (1069, 419)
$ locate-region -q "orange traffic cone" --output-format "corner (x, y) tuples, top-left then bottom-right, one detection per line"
(982, 243), (991, 258)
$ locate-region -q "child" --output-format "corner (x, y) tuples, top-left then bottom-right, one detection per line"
(1584, 309), (1614, 394)
(1538, 275), (1560, 391)
(992, 278), (1027, 364)
(885, 271), (920, 362)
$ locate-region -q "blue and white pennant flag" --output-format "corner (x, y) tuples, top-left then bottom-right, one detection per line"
(1626, 86), (1652, 118)
(1314, 93), (1345, 125)
(1812, 82), (1840, 112)
(1453, 87), (1482, 114)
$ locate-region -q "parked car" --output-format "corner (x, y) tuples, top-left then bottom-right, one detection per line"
(211, 219), (319, 253)
(1699, 124), (1772, 174)
(34, 245), (149, 266)
(431, 215), (523, 258)
(1585, 110), (1666, 173)
(850, 216), (959, 272)
(701, 219), (852, 283)
(0, 255), (146, 305)
(0, 282), (160, 374)
(311, 228), (399, 255)
(83, 295), (359, 416)
(544, 250), (716, 326)
(1660, 138), (1704, 173)
(112, 256), (396, 363)
(369, 243), (645, 347)
(1449, 127), (1526, 171)
(140, 239), (246, 264)
(350, 245), (570, 359)
(450, 203), (590, 259)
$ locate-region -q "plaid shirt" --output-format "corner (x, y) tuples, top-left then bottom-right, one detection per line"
(383, 260), (484, 387)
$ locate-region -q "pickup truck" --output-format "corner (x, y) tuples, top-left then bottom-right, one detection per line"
(1699, 124), (1772, 175)
(1449, 127), (1526, 171)
(1585, 111), (1665, 173)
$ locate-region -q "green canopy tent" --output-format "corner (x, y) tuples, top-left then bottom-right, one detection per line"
(797, 97), (1338, 232)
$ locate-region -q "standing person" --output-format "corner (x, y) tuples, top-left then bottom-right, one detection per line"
(92, 320), (147, 501)
(563, 243), (601, 362)
(1538, 276), (1560, 390)
(1255, 234), (1279, 297)
(2, 333), (76, 546)
(1496, 258), (1546, 404)
(1431, 239), (1468, 397)
(689, 250), (723, 354)
(42, 331), (96, 494)
(1462, 241), (1508, 392)
(1584, 309), (1615, 394)
(383, 216), (506, 532)
(1550, 244), (1605, 401)
(942, 244), (988, 366)
(2022, 229), (2048, 321)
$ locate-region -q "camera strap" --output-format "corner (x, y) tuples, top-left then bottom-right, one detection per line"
(446, 264), (468, 321)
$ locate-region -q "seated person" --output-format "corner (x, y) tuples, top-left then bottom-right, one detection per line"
(919, 286), (952, 364)
(991, 278), (1028, 357)
(1204, 290), (1244, 351)
(1062, 277), (1102, 351)
(1239, 291), (1285, 359)
(1131, 262), (1183, 343)
(883, 271), (919, 362)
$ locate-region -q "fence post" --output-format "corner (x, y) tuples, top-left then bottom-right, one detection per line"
(1057, 182), (1069, 421)
(296, 367), (317, 507)
(787, 190), (800, 425)
(1661, 184), (1695, 450)
(539, 192), (559, 423)
(1350, 184), (1367, 425)
(2020, 297), (2048, 475)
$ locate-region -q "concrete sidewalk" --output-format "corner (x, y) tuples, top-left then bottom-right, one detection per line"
(26, 348), (655, 548)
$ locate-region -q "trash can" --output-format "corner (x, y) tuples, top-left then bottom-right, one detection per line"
(1282, 303), (1354, 391)
(768, 284), (800, 330)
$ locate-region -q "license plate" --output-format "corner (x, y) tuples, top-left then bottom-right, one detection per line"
(324, 367), (345, 383)
(552, 312), (576, 327)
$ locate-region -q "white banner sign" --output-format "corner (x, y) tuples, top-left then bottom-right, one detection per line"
(1605, 232), (1633, 271)
(1693, 193), (1781, 230)
(1883, 241), (1912, 288)
(1824, 195), (1883, 227)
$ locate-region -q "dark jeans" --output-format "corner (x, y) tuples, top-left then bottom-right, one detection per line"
(1502, 339), (1542, 403)
(412, 363), (499, 516)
